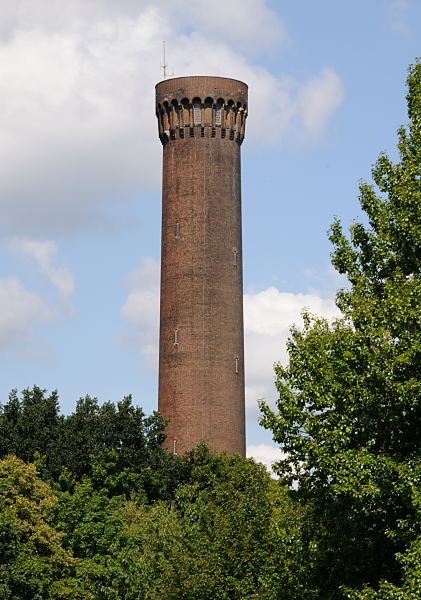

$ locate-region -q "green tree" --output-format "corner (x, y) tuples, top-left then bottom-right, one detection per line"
(260, 60), (421, 597)
(0, 389), (191, 501)
(111, 445), (313, 600)
(0, 387), (62, 473)
(57, 394), (190, 500)
(0, 455), (76, 599)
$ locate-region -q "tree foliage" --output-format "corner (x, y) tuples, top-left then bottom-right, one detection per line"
(0, 389), (191, 502)
(260, 60), (421, 597)
(68, 445), (310, 600)
(0, 447), (308, 599)
(0, 455), (75, 599)
(0, 388), (61, 468)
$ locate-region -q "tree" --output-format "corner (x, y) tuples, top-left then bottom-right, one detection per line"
(56, 394), (191, 501)
(108, 445), (311, 600)
(0, 455), (76, 599)
(0, 387), (62, 472)
(0, 389), (191, 502)
(260, 60), (421, 597)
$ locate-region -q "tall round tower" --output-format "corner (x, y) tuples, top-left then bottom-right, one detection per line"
(155, 76), (248, 456)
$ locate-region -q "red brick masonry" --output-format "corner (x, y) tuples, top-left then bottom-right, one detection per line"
(156, 76), (247, 455)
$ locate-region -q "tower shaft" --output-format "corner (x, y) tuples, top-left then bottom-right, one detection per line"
(156, 76), (247, 455)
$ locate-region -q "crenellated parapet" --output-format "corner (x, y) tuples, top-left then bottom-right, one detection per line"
(156, 76), (248, 145)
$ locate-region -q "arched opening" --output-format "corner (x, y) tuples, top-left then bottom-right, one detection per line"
(215, 98), (224, 126)
(204, 97), (213, 125)
(225, 99), (234, 130)
(170, 99), (179, 129)
(235, 102), (243, 132)
(193, 97), (201, 126)
(181, 98), (190, 126)
(162, 101), (170, 133)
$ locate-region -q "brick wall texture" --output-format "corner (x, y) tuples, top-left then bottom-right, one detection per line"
(155, 76), (247, 455)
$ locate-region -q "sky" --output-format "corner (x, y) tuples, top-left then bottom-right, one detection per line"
(0, 0), (419, 471)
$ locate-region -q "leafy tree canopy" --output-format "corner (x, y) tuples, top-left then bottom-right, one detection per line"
(0, 389), (191, 502)
(0, 455), (75, 599)
(260, 60), (421, 597)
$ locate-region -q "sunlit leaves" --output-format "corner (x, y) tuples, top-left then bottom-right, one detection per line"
(260, 60), (421, 596)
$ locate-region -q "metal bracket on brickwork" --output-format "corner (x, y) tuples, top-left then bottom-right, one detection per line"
(232, 248), (238, 266)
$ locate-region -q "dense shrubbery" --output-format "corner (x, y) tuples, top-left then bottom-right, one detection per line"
(1, 61), (419, 599)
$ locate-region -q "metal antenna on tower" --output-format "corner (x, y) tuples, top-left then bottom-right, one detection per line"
(161, 40), (167, 79)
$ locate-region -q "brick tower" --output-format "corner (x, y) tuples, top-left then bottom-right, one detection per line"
(155, 76), (248, 455)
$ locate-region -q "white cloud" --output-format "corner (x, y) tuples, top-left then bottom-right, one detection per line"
(0, 8), (163, 236)
(293, 68), (344, 142)
(187, 0), (287, 54)
(0, 2), (344, 237)
(121, 257), (160, 368)
(0, 277), (52, 352)
(247, 443), (286, 477)
(244, 287), (340, 413)
(0, 1), (286, 51)
(9, 238), (74, 307)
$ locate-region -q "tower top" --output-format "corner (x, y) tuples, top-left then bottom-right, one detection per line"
(156, 75), (247, 99)
(155, 76), (248, 145)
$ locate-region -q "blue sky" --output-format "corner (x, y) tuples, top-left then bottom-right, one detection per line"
(0, 0), (419, 469)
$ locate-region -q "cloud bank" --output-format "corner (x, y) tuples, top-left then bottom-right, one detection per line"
(0, 1), (344, 238)
(244, 286), (340, 413)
